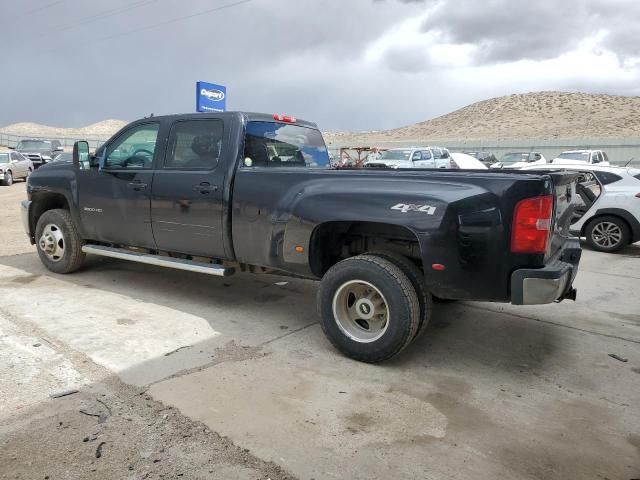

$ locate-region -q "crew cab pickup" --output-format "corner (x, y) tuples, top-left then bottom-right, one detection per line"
(13, 139), (64, 169)
(21, 112), (582, 363)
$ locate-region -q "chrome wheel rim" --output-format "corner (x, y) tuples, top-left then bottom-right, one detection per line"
(592, 222), (622, 249)
(332, 280), (389, 343)
(38, 223), (65, 262)
(6, 172), (12, 184)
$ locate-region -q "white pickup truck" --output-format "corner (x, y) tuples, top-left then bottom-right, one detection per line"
(552, 150), (610, 166)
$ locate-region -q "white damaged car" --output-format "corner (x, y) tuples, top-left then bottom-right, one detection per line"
(522, 163), (640, 252)
(490, 152), (547, 169)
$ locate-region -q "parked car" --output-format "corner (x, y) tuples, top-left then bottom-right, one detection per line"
(490, 152), (547, 169)
(365, 146), (451, 169)
(522, 163), (640, 252)
(449, 152), (488, 169)
(0, 151), (34, 186)
(464, 151), (497, 167)
(552, 149), (610, 166)
(22, 112), (581, 363)
(13, 139), (64, 169)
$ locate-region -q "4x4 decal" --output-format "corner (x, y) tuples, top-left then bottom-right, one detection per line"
(391, 203), (436, 214)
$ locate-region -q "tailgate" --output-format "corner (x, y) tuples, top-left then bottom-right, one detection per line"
(545, 170), (582, 259)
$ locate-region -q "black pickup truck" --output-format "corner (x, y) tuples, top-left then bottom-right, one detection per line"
(21, 112), (581, 362)
(14, 139), (64, 169)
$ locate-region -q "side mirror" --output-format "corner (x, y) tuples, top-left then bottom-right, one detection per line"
(73, 141), (89, 170)
(441, 151), (450, 159)
(54, 146), (64, 152)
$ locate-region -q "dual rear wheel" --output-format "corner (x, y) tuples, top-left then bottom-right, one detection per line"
(317, 253), (432, 363)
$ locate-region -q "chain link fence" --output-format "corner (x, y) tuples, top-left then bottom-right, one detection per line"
(0, 131), (110, 151)
(3, 129), (640, 167)
(327, 137), (640, 167)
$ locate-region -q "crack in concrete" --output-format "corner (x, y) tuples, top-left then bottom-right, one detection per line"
(466, 304), (640, 345)
(148, 321), (318, 386)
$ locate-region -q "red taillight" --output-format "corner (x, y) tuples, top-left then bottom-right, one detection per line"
(273, 114), (296, 123)
(511, 195), (553, 254)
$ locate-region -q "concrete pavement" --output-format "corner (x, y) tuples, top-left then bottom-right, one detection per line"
(0, 182), (638, 479)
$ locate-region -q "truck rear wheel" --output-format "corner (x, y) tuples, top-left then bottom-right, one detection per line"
(35, 209), (85, 274)
(317, 255), (420, 363)
(364, 251), (432, 339)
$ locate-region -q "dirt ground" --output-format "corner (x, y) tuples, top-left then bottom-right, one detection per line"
(0, 180), (639, 480)
(0, 182), (293, 480)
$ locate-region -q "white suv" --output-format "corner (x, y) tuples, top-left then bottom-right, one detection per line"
(522, 164), (640, 252)
(552, 150), (610, 166)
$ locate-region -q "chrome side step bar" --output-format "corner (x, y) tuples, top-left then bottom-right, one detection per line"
(81, 245), (234, 277)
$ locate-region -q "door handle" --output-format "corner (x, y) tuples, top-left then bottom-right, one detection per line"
(128, 180), (148, 191)
(194, 182), (218, 194)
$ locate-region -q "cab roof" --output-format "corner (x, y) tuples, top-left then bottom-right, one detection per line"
(130, 111), (319, 129)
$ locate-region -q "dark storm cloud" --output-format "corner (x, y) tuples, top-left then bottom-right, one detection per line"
(0, 0), (425, 129)
(0, 0), (638, 131)
(420, 0), (640, 63)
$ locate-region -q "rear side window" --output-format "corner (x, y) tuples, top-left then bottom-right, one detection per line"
(165, 119), (223, 170)
(594, 171), (622, 185)
(243, 121), (329, 168)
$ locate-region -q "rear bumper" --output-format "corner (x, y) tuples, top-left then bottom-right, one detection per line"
(510, 238), (581, 305)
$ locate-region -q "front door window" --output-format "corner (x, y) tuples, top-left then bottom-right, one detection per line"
(104, 123), (160, 169)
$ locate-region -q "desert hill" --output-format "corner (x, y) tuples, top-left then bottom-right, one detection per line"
(0, 119), (127, 138)
(325, 91), (640, 145)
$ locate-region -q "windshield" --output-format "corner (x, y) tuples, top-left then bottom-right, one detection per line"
(244, 121), (329, 168)
(380, 150), (412, 161)
(0, 153), (9, 163)
(17, 140), (51, 149)
(501, 153), (528, 164)
(559, 152), (590, 161)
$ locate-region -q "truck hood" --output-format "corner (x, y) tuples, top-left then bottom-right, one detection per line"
(490, 161), (527, 169)
(365, 159), (412, 169)
(551, 158), (588, 165)
(18, 149), (53, 155)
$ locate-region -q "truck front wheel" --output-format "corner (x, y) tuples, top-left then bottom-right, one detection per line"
(35, 209), (85, 274)
(317, 255), (420, 363)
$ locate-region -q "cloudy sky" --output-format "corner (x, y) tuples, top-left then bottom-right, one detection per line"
(2, 0), (640, 131)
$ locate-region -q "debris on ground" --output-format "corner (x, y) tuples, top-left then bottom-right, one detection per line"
(95, 442), (106, 459)
(49, 389), (79, 399)
(608, 353), (629, 363)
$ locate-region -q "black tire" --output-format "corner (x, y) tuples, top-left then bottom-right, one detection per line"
(585, 215), (630, 253)
(35, 209), (85, 274)
(26, 167), (33, 180)
(317, 255), (420, 363)
(365, 251), (432, 338)
(2, 170), (13, 186)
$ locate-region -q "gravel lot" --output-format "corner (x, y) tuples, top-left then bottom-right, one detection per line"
(0, 181), (638, 480)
